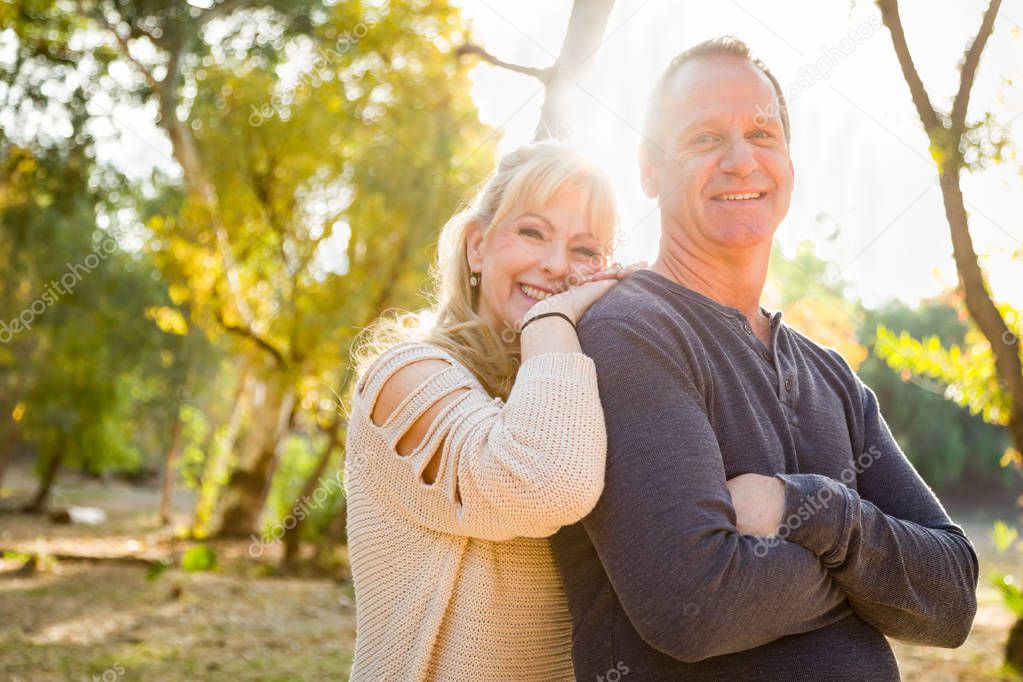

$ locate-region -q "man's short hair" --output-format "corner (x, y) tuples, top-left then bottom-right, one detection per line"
(641, 36), (791, 161)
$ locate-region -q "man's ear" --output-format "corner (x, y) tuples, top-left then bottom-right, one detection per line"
(465, 219), (485, 271)
(639, 146), (661, 199)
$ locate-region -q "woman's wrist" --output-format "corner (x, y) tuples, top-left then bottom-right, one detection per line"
(520, 311), (575, 335)
(524, 301), (578, 327)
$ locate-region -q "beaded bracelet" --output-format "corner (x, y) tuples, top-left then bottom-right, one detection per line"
(520, 311), (576, 334)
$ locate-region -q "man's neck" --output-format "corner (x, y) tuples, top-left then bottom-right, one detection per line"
(652, 232), (773, 342)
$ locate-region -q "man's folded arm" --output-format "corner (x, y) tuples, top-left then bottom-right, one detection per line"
(578, 314), (849, 663)
(775, 371), (979, 647)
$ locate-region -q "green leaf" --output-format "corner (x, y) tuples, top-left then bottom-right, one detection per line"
(146, 557), (172, 581)
(994, 572), (1023, 617)
(992, 521), (1019, 553)
(180, 544), (217, 572)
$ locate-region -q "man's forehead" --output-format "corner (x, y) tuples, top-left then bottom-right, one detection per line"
(662, 58), (780, 122)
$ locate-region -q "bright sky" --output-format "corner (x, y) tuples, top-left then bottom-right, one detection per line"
(455, 0), (1023, 309)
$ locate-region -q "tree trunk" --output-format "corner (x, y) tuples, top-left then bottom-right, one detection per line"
(211, 369), (295, 537)
(939, 172), (1023, 456)
(23, 446), (64, 513)
(878, 0), (1022, 454)
(283, 424), (342, 566)
(0, 424), (17, 492)
(191, 361), (251, 535)
(1008, 616), (1023, 672)
(458, 0), (616, 141)
(535, 0), (616, 139)
(159, 410), (185, 526)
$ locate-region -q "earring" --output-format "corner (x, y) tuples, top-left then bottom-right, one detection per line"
(470, 272), (480, 287)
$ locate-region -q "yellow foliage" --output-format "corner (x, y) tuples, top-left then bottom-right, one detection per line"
(1002, 448), (1023, 470)
(145, 306), (189, 335)
(780, 297), (868, 370)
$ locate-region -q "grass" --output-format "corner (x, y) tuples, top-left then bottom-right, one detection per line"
(2, 468), (1022, 680)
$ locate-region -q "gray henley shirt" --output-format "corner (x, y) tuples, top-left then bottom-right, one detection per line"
(551, 269), (979, 681)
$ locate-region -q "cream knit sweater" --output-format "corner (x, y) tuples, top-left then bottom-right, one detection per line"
(344, 341), (607, 681)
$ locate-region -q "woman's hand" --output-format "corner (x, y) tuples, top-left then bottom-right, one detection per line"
(525, 261), (647, 325)
(725, 473), (786, 537)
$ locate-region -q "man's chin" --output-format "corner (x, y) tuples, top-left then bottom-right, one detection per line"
(705, 223), (777, 249)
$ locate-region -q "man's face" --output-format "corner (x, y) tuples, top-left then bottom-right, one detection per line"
(641, 55), (794, 253)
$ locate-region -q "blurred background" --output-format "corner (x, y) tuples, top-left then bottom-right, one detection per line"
(0, 0), (1021, 679)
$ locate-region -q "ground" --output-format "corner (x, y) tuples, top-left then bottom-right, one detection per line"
(1, 466), (1021, 681)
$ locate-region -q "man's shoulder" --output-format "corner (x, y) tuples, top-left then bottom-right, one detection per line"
(579, 270), (700, 330)
(574, 272), (710, 386)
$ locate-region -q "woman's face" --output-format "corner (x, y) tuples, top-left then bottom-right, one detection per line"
(467, 187), (610, 332)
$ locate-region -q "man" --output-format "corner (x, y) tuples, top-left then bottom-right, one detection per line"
(551, 36), (978, 680)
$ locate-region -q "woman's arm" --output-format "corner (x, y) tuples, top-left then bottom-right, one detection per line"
(354, 273), (633, 541)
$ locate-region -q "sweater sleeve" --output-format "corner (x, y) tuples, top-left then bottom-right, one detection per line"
(774, 368), (979, 647)
(578, 315), (850, 663)
(351, 342), (606, 542)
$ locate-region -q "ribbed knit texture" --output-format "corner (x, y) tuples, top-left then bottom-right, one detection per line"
(344, 341), (606, 681)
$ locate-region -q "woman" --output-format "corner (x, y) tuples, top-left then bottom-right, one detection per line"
(345, 141), (636, 680)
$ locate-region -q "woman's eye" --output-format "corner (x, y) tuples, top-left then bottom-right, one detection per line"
(573, 247), (598, 258)
(518, 227), (545, 240)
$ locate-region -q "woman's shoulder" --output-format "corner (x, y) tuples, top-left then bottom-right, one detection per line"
(354, 341), (473, 409)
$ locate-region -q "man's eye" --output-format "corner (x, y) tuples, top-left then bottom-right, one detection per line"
(692, 134), (716, 145)
(751, 129), (772, 139)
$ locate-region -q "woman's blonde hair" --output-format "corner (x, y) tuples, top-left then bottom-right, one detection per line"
(353, 141), (619, 399)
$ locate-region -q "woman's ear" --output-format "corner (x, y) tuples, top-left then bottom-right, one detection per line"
(465, 219), (485, 271)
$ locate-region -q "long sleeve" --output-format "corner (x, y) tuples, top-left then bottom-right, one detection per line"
(350, 342), (606, 542)
(577, 316), (850, 663)
(774, 372), (979, 647)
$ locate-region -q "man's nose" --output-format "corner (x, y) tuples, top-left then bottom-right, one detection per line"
(719, 138), (757, 177)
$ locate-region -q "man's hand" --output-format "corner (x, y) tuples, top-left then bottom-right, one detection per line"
(725, 473), (786, 537)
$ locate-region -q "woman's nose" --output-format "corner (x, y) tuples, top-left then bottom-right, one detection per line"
(539, 244), (570, 278)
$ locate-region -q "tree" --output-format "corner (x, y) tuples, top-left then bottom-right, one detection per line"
(877, 0), (1023, 457)
(7, 1), (496, 536)
(0, 142), (203, 511)
(866, 297), (1012, 488)
(457, 0), (616, 139)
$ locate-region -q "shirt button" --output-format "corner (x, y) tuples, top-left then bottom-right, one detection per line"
(784, 377), (793, 391)
(762, 351), (771, 362)
(742, 322), (753, 335)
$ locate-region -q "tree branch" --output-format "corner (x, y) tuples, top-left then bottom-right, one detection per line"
(950, 0), (1002, 129)
(456, 43), (551, 81)
(215, 311), (288, 369)
(876, 0), (942, 132)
